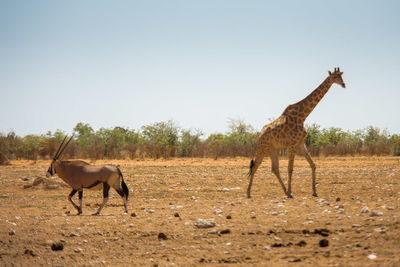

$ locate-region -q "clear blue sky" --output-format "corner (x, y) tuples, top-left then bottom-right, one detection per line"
(1, 0), (399, 136)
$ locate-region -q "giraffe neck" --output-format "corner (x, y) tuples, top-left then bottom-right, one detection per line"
(292, 76), (334, 122)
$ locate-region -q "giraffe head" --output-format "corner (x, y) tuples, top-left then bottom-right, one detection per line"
(328, 67), (346, 88)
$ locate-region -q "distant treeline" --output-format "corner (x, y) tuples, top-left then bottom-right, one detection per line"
(1, 120), (400, 160)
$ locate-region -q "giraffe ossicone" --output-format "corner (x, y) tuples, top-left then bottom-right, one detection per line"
(247, 68), (346, 198)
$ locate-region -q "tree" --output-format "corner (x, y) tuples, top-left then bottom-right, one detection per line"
(18, 135), (45, 160)
(178, 129), (203, 157)
(141, 120), (179, 158)
(73, 122), (94, 149)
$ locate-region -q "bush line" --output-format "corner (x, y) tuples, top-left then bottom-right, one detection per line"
(1, 120), (399, 160)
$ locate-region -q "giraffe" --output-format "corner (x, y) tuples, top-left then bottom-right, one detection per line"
(247, 67), (346, 198)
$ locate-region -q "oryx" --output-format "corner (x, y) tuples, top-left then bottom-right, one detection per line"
(46, 136), (129, 215)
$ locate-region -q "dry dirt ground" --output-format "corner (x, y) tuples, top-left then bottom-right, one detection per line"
(1, 157), (399, 266)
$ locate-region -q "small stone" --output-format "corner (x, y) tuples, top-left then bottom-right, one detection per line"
(220, 229), (231, 234)
(131, 212), (137, 217)
(336, 197), (341, 202)
(371, 211), (383, 217)
(368, 254), (377, 260)
(51, 241), (64, 251)
(319, 239), (329, 247)
(226, 215), (232, 219)
(24, 249), (35, 256)
(129, 223), (134, 228)
(314, 228), (330, 237)
(360, 206), (370, 214)
(214, 209), (223, 215)
(9, 229), (16, 235)
(174, 213), (180, 218)
(68, 232), (79, 237)
(296, 240), (306, 247)
(158, 232), (168, 240)
(74, 248), (83, 253)
(194, 218), (216, 229)
(374, 227), (386, 234)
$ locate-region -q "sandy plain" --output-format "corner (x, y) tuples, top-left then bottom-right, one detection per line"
(0, 157), (399, 266)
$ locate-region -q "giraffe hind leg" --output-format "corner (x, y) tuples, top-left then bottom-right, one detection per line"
(270, 150), (289, 197)
(287, 150), (295, 198)
(247, 154), (264, 198)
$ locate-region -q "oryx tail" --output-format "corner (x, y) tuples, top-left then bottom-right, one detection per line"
(116, 166), (129, 201)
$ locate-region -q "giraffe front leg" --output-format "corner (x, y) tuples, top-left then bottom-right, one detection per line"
(299, 144), (318, 197)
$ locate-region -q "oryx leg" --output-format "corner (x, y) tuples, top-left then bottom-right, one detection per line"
(93, 183), (110, 215)
(299, 143), (317, 197)
(68, 189), (82, 215)
(113, 181), (128, 213)
(115, 188), (128, 213)
(78, 190), (83, 214)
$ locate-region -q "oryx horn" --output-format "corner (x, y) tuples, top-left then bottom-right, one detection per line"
(56, 135), (74, 160)
(53, 135), (67, 160)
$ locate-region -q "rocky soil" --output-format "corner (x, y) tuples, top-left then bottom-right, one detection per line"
(1, 157), (399, 266)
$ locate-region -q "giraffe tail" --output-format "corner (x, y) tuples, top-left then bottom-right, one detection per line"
(248, 159), (255, 177)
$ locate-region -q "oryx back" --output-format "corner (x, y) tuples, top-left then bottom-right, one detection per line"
(56, 161), (120, 190)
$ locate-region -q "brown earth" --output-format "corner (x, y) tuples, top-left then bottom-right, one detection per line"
(0, 157), (399, 266)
